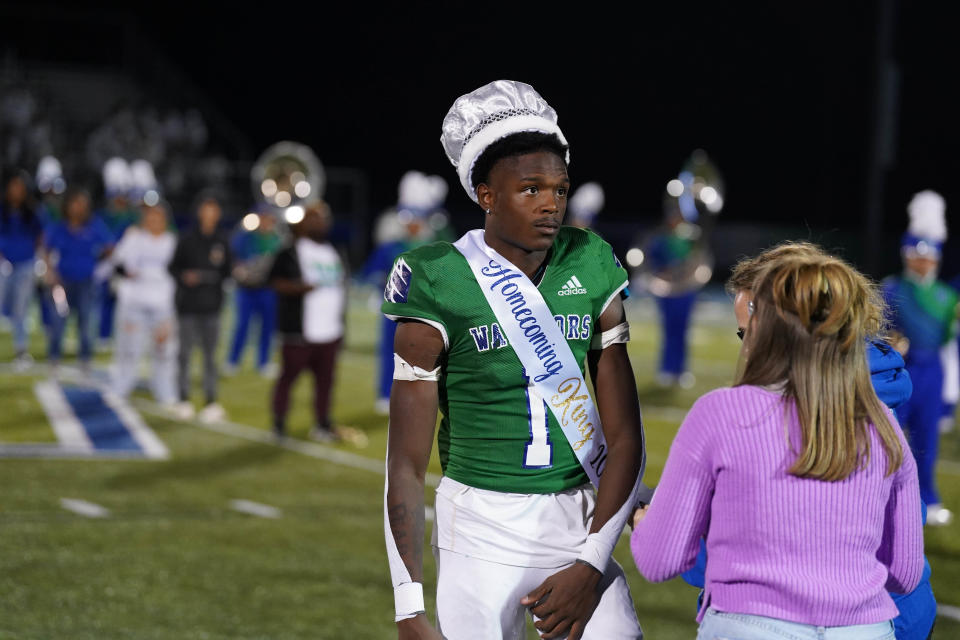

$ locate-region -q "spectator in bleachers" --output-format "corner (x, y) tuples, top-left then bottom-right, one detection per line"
(44, 188), (114, 370)
(224, 209), (281, 377)
(110, 201), (178, 406)
(169, 196), (232, 423)
(0, 170), (43, 367)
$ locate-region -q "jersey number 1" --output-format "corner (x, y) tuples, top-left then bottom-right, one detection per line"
(523, 369), (552, 468)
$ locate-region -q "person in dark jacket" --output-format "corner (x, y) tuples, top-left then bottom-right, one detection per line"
(168, 196), (232, 422)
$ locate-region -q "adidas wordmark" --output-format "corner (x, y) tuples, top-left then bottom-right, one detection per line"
(558, 275), (587, 296)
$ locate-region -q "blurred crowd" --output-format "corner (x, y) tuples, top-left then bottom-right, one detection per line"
(0, 159), (452, 442)
(1, 82), (236, 215)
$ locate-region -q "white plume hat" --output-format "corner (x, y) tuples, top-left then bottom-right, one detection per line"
(440, 80), (569, 203)
(398, 171), (447, 211)
(36, 156), (64, 193)
(907, 190), (947, 242)
(103, 157), (134, 197)
(569, 182), (605, 224)
(130, 159), (158, 194)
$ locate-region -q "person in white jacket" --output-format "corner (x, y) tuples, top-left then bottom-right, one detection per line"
(110, 201), (178, 406)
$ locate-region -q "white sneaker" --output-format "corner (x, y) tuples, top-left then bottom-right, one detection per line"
(927, 504), (954, 527)
(172, 401), (196, 420)
(375, 398), (390, 415)
(221, 363), (238, 377)
(939, 416), (955, 434)
(12, 352), (33, 372)
(198, 402), (227, 424)
(655, 372), (677, 388)
(308, 426), (339, 443)
(258, 362), (279, 379)
(678, 372), (696, 389)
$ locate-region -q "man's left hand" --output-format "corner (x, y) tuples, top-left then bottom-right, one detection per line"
(520, 562), (602, 640)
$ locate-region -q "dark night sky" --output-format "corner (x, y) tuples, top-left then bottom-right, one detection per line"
(6, 3), (960, 242)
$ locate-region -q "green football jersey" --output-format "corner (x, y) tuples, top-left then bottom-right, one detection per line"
(382, 227), (629, 494)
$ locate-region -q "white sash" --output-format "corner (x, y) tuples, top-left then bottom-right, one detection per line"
(453, 229), (607, 487)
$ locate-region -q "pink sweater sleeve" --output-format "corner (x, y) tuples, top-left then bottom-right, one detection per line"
(878, 422), (925, 594)
(630, 395), (716, 582)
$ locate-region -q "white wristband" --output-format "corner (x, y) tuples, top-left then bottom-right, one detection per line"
(577, 532), (615, 574)
(394, 581), (425, 621)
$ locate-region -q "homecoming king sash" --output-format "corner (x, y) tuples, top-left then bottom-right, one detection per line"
(454, 229), (607, 487)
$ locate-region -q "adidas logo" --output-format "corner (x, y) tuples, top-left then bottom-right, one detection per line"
(558, 275), (587, 296)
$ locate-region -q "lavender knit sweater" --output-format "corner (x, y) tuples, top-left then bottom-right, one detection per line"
(630, 385), (924, 626)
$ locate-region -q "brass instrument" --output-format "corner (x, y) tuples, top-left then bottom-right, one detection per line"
(250, 141), (325, 223)
(628, 149), (724, 296)
(235, 141), (326, 286)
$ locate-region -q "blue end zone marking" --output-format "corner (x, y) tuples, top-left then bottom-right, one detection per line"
(60, 387), (141, 452)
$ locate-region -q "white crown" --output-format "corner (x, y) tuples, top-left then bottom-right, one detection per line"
(441, 80), (569, 203)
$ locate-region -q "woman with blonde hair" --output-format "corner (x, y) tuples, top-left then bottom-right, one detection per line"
(631, 248), (924, 639)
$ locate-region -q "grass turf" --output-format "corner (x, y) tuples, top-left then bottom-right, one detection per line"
(0, 291), (957, 639)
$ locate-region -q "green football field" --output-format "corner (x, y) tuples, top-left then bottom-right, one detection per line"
(1, 290), (958, 639)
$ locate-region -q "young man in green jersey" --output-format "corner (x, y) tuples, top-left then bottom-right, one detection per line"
(383, 80), (646, 640)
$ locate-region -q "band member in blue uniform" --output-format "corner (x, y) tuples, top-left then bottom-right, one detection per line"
(883, 190), (957, 527)
(225, 208), (281, 377)
(360, 171), (447, 414)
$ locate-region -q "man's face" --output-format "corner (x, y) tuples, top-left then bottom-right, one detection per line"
(142, 206), (167, 234)
(904, 255), (938, 280)
(481, 151), (569, 253)
(734, 290), (752, 338)
(197, 201), (221, 231)
(5, 177), (26, 207)
(66, 194), (91, 223)
(300, 206), (330, 241)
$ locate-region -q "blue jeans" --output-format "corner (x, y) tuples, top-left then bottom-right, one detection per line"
(227, 287), (276, 369)
(698, 609), (894, 640)
(0, 260), (36, 352)
(48, 279), (96, 362)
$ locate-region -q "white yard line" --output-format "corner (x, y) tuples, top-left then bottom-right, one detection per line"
(230, 499), (282, 519)
(34, 380), (93, 452)
(133, 400), (443, 487)
(60, 498), (110, 518)
(0, 444), (149, 459)
(939, 604), (960, 623)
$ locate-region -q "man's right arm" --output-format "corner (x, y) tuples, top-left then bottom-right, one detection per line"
(386, 320), (444, 640)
